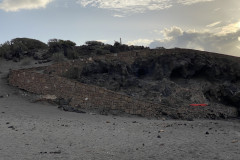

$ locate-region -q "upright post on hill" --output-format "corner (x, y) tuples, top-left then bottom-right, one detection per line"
(120, 38), (122, 45)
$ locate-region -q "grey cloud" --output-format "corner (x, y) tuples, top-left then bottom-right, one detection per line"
(150, 27), (240, 57)
(163, 26), (183, 37)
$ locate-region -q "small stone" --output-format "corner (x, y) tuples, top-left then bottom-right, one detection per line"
(205, 132), (209, 135)
(8, 126), (15, 130)
(158, 130), (164, 133)
(231, 140), (238, 143)
(132, 121), (137, 123)
(157, 135), (161, 138)
(49, 150), (61, 154)
(106, 121), (110, 123)
(6, 122), (10, 124)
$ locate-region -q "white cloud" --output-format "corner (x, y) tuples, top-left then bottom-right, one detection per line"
(177, 0), (214, 5)
(218, 21), (240, 35)
(149, 26), (240, 57)
(76, 0), (215, 15)
(96, 40), (108, 43)
(213, 8), (221, 12)
(163, 26), (183, 38)
(206, 21), (221, 28)
(0, 0), (53, 12)
(113, 14), (124, 18)
(127, 39), (153, 47)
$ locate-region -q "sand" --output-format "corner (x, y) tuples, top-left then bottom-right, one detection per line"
(0, 59), (239, 160)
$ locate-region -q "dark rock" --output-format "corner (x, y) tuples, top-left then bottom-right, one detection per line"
(206, 132), (209, 135)
(187, 118), (194, 121)
(49, 150), (61, 154)
(58, 105), (86, 113)
(13, 57), (20, 62)
(8, 126), (15, 130)
(57, 98), (72, 105)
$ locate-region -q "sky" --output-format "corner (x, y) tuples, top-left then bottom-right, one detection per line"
(0, 0), (239, 57)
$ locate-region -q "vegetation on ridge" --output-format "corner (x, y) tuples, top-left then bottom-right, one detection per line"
(0, 38), (148, 62)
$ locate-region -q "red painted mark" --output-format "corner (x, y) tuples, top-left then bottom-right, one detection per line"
(190, 104), (208, 107)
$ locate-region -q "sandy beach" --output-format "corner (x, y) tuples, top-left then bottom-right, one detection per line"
(0, 59), (239, 160)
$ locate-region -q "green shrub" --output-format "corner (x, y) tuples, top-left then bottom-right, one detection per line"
(52, 52), (65, 62)
(48, 39), (76, 54)
(85, 41), (104, 46)
(65, 49), (78, 59)
(0, 38), (48, 60)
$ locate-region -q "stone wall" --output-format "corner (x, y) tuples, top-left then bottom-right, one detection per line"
(9, 68), (160, 117)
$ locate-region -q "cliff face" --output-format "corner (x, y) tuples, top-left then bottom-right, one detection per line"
(66, 49), (240, 118)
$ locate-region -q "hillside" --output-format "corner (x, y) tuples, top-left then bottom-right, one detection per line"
(1, 38), (240, 119)
(64, 48), (240, 119)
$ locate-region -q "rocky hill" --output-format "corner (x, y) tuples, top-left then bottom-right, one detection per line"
(64, 48), (240, 119)
(2, 38), (239, 119)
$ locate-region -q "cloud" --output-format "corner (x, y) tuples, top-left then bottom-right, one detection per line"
(163, 26), (183, 38)
(76, 0), (215, 15)
(177, 0), (214, 5)
(96, 40), (108, 43)
(213, 8), (221, 12)
(206, 21), (222, 28)
(218, 21), (240, 35)
(127, 39), (153, 47)
(113, 14), (124, 18)
(149, 26), (240, 57)
(0, 0), (53, 12)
